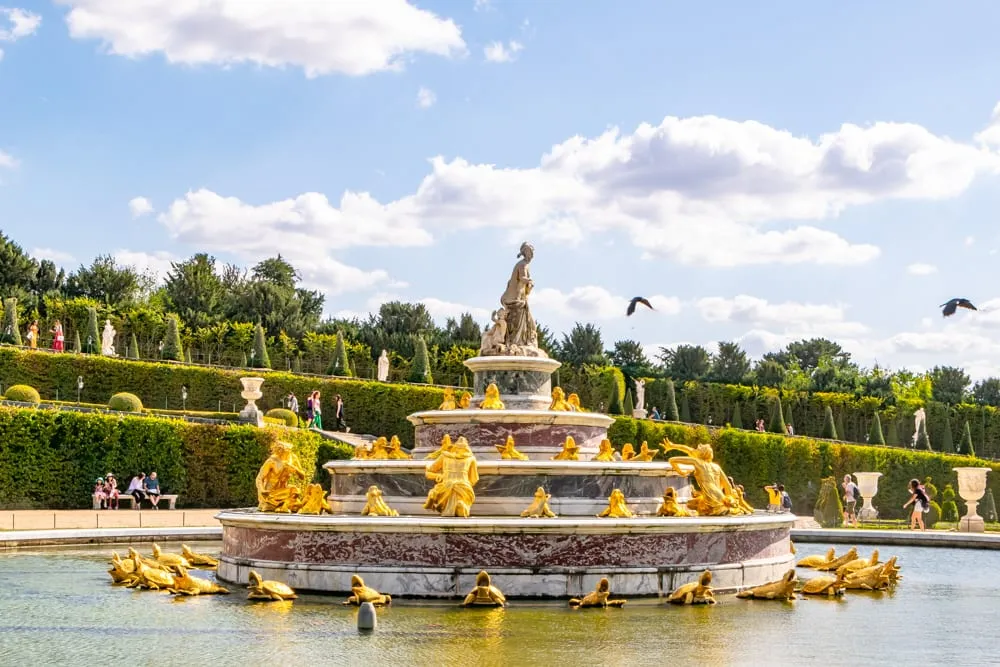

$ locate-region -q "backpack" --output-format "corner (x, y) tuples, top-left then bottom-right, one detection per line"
(781, 493), (792, 510)
(852, 484), (862, 502)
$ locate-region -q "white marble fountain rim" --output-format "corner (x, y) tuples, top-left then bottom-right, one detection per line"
(215, 510), (795, 535)
(407, 409), (615, 427)
(463, 356), (562, 372)
(323, 459), (693, 476)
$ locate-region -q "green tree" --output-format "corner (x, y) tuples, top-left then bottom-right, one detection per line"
(84, 306), (99, 354)
(770, 338), (851, 372)
(66, 254), (148, 307)
(709, 341), (751, 384)
(327, 333), (351, 376)
(868, 413), (885, 445)
(885, 418), (899, 445)
(623, 389), (634, 415)
(358, 301), (437, 359)
(960, 420), (976, 457)
(679, 392), (691, 422)
(163, 253), (225, 329)
(940, 414), (955, 453)
(972, 378), (1000, 407)
(162, 315), (183, 361)
(768, 396), (787, 434)
(752, 360), (786, 388)
(941, 483), (959, 522)
(409, 337), (433, 384)
(251, 323), (271, 369)
(608, 380), (624, 415)
(558, 323), (607, 367)
(731, 402), (743, 429)
(783, 402), (794, 430)
(442, 313), (482, 348)
(1, 297), (21, 345)
(930, 365), (971, 405)
(128, 333), (140, 360)
(611, 339), (654, 379)
(658, 344), (711, 382)
(0, 231), (38, 296)
(662, 378), (679, 421)
(821, 406), (838, 439)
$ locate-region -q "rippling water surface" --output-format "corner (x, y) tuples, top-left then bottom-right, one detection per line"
(0, 542), (997, 666)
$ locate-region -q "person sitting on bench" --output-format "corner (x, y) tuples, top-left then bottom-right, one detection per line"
(127, 472), (147, 509)
(104, 473), (120, 510)
(145, 472), (162, 509)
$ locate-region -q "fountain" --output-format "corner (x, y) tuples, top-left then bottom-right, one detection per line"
(216, 243), (795, 598)
(853, 472), (883, 521)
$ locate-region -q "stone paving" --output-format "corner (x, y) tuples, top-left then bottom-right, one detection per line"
(0, 509), (222, 531)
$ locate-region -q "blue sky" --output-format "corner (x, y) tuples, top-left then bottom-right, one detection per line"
(3, 0), (1000, 376)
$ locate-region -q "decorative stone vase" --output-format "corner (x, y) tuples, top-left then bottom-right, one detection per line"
(953, 467), (991, 533)
(239, 377), (265, 427)
(853, 472), (882, 521)
(632, 408), (648, 419)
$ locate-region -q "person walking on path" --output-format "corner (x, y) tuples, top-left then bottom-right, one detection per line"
(287, 393), (299, 417)
(334, 394), (348, 432)
(903, 478), (929, 531)
(842, 474), (861, 527)
(50, 321), (65, 352)
(310, 391), (323, 430)
(26, 320), (39, 349)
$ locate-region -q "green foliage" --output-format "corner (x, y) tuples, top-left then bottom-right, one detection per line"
(608, 379), (623, 415)
(327, 333), (351, 376)
(163, 315), (183, 361)
(941, 483), (960, 522)
(265, 408), (298, 427)
(108, 392), (143, 412)
(768, 396), (786, 434)
(940, 415), (955, 453)
(731, 402), (743, 429)
(835, 412), (847, 443)
(251, 323), (271, 369)
(658, 344), (711, 382)
(313, 440), (354, 482)
(679, 392), (691, 422)
(409, 337), (433, 384)
(960, 420), (976, 457)
(1, 297), (21, 345)
(885, 418), (899, 445)
(72, 330), (81, 354)
(868, 413), (885, 445)
(558, 323), (607, 367)
(623, 389), (634, 415)
(128, 333), (140, 360)
(783, 402), (793, 430)
(5, 384), (40, 404)
(813, 476), (843, 528)
(84, 307), (99, 354)
(982, 488), (998, 522)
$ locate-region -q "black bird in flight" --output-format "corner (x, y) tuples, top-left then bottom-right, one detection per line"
(940, 298), (977, 317)
(626, 296), (654, 317)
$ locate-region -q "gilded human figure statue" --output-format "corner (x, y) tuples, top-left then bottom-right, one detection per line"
(255, 441), (307, 512)
(497, 242), (545, 355)
(424, 436), (479, 517)
(662, 439), (751, 516)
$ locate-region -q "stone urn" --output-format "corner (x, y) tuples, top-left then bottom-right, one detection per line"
(853, 472), (882, 521)
(953, 467), (991, 533)
(239, 377), (265, 427)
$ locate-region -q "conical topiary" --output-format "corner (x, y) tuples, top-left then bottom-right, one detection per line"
(293, 355), (302, 373)
(783, 402), (793, 431)
(608, 380), (623, 415)
(161, 315), (183, 361)
(835, 412), (847, 442)
(460, 373), (469, 388)
(768, 396), (787, 434)
(128, 333), (139, 360)
(940, 414), (955, 453)
(821, 406), (838, 440)
(553, 370), (560, 389)
(624, 389), (634, 415)
(327, 333), (350, 376)
(868, 413), (885, 445)
(408, 336), (433, 384)
(72, 330), (82, 354)
(813, 476), (843, 528)
(1, 297), (21, 345)
(960, 420), (976, 457)
(239, 351), (248, 367)
(663, 378), (679, 421)
(981, 488), (998, 523)
(885, 418), (899, 445)
(251, 323), (270, 369)
(84, 307), (99, 354)
(941, 483), (959, 522)
(184, 347), (193, 364)
(731, 402), (743, 429)
(978, 411), (988, 458)
(915, 418), (931, 450)
(679, 392), (691, 422)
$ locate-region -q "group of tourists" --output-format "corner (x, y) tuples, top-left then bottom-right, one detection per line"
(286, 391), (348, 432)
(18, 320), (64, 351)
(93, 472), (162, 509)
(764, 482), (793, 513)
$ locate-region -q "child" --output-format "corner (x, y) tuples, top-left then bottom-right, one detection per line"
(903, 478), (929, 531)
(778, 484), (793, 513)
(104, 473), (120, 510)
(51, 321), (65, 352)
(764, 482), (782, 513)
(93, 477), (107, 509)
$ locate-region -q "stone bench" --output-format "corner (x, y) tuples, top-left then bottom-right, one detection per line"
(92, 494), (179, 510)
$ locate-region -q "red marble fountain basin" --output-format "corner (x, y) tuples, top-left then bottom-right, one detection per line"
(215, 511), (796, 598)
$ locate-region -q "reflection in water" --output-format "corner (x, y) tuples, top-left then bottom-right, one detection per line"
(2, 543), (1000, 666)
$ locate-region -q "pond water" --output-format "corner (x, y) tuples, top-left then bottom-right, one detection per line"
(0, 542), (997, 666)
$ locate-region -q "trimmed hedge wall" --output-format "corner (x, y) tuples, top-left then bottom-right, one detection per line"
(608, 416), (1000, 521)
(0, 407), (346, 509)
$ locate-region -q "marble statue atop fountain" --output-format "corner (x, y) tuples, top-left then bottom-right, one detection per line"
(479, 242), (548, 358)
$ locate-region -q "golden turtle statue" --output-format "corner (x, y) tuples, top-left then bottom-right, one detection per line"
(667, 570), (716, 605)
(799, 571), (847, 597)
(125, 549), (176, 590)
(736, 569), (797, 600)
(569, 577), (626, 608)
(361, 484), (399, 517)
(247, 570), (297, 601)
(181, 545), (219, 569)
(521, 487), (557, 518)
(343, 574), (392, 606)
(597, 489), (635, 518)
(167, 566), (230, 596)
(480, 383), (505, 410)
(108, 551), (136, 584)
(797, 547), (836, 569)
(551, 436), (580, 461)
(816, 547), (859, 572)
(496, 435), (529, 461)
(837, 549), (879, 576)
(463, 570), (507, 607)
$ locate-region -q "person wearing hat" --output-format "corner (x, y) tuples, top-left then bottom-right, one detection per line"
(103, 473), (120, 510)
(93, 477), (108, 510)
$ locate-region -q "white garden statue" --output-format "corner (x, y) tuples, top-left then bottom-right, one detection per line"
(377, 349), (390, 382)
(911, 407), (926, 446)
(101, 320), (116, 356)
(633, 378), (647, 419)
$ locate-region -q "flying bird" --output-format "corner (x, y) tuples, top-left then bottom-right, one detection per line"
(626, 296), (654, 317)
(940, 298), (977, 317)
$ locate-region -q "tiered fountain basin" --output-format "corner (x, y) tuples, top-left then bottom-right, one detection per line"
(464, 355), (561, 411)
(216, 511), (796, 598)
(407, 409), (615, 457)
(324, 459), (693, 516)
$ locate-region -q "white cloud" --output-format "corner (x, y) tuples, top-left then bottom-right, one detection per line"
(0, 7), (40, 60)
(697, 294), (868, 338)
(0, 150), (16, 169)
(113, 249), (177, 282)
(533, 285), (680, 321)
(474, 0), (494, 11)
(416, 86), (436, 109)
(484, 40), (523, 63)
(58, 0), (465, 77)
(128, 196), (154, 218)
(965, 236), (976, 246)
(906, 262), (937, 275)
(31, 247), (75, 265)
(419, 297), (491, 322)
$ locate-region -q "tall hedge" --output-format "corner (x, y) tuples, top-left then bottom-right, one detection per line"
(960, 421), (976, 457)
(768, 397), (787, 434)
(731, 402), (743, 429)
(821, 406), (837, 440)
(941, 415), (955, 453)
(608, 380), (623, 415)
(0, 407), (333, 509)
(409, 337), (433, 384)
(128, 333), (140, 360)
(251, 323), (271, 369)
(327, 333), (352, 377)
(1, 297), (21, 345)
(163, 315), (183, 362)
(868, 413), (885, 445)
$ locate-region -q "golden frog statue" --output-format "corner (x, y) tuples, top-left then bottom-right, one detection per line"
(496, 435), (529, 460)
(361, 484), (399, 517)
(247, 570), (297, 601)
(797, 547), (836, 569)
(620, 443), (637, 461)
(297, 483), (334, 515)
(386, 435), (412, 460)
(108, 551), (135, 584)
(548, 387), (572, 411)
(438, 388), (458, 410)
(458, 391), (472, 409)
(667, 570), (716, 605)
(799, 571), (847, 596)
(591, 438), (616, 462)
(837, 549), (879, 576)
(151, 543), (192, 571)
(569, 577), (626, 608)
(521, 487), (557, 518)
(736, 569), (797, 600)
(425, 434), (454, 460)
(567, 393), (583, 411)
(424, 436), (479, 517)
(343, 574), (392, 606)
(551, 436), (580, 461)
(167, 566), (230, 596)
(662, 439), (751, 516)
(815, 547), (858, 572)
(463, 570), (507, 607)
(597, 489), (635, 518)
(255, 440), (307, 512)
(480, 383), (505, 410)
(656, 487), (694, 517)
(181, 545), (219, 569)
(632, 441), (659, 462)
(368, 436), (391, 460)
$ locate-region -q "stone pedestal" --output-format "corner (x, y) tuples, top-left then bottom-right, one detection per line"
(463, 356), (562, 411)
(954, 467), (991, 533)
(853, 472), (882, 521)
(239, 377), (265, 428)
(632, 408), (648, 419)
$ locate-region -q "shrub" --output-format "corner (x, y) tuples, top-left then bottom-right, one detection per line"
(5, 384), (40, 404)
(1, 297), (21, 345)
(941, 483), (960, 522)
(327, 333), (351, 376)
(409, 337), (433, 384)
(885, 418), (899, 445)
(128, 333), (140, 360)
(84, 307), (99, 354)
(608, 380), (623, 415)
(108, 392), (143, 412)
(251, 323), (271, 369)
(624, 389), (634, 415)
(680, 393), (691, 422)
(915, 418), (931, 450)
(730, 402), (743, 429)
(941, 415), (954, 453)
(768, 397), (787, 434)
(313, 440), (354, 482)
(868, 413), (885, 445)
(72, 330), (82, 354)
(982, 488), (998, 522)
(960, 421), (976, 457)
(821, 406), (837, 439)
(162, 315), (183, 362)
(662, 378), (679, 421)
(266, 408), (298, 427)
(813, 476), (843, 528)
